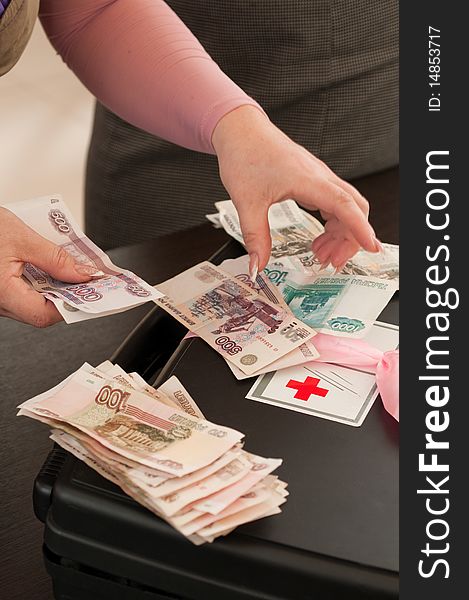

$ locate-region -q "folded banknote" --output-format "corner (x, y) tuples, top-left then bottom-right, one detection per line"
(3, 195), (161, 322)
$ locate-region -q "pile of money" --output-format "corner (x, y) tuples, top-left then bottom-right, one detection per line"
(19, 362), (287, 544)
(151, 200), (398, 379)
(3, 195), (161, 323)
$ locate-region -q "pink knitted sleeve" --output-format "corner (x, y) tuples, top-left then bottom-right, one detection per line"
(39, 0), (262, 153)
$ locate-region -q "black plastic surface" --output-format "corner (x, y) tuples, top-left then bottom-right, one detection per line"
(35, 239), (399, 599)
(154, 239), (399, 572)
(44, 547), (181, 600)
(33, 446), (69, 523)
(39, 455), (397, 599)
(110, 305), (187, 380)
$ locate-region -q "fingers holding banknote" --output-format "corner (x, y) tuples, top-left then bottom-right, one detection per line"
(312, 218), (361, 271)
(0, 207), (95, 327)
(212, 105), (380, 273)
(0, 277), (63, 328)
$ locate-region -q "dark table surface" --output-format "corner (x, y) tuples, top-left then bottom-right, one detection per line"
(0, 168), (398, 600)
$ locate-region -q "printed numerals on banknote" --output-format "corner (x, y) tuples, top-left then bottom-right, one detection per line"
(219, 255), (320, 379)
(154, 261), (316, 375)
(19, 363), (287, 544)
(265, 266), (398, 338)
(2, 195), (162, 322)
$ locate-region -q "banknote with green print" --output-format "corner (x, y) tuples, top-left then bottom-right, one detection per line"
(264, 264), (398, 338)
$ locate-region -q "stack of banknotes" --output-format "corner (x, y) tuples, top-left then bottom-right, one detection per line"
(18, 362), (287, 544)
(3, 195), (162, 323)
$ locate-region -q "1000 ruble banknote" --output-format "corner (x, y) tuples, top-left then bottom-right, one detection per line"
(264, 264), (398, 339)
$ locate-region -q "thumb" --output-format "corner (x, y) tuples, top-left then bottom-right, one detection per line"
(21, 229), (98, 283)
(235, 198), (272, 278)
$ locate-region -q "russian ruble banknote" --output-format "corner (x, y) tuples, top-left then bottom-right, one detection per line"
(215, 199), (324, 271)
(177, 477), (287, 537)
(19, 362), (287, 544)
(205, 213), (222, 228)
(97, 360), (200, 415)
(3, 195), (161, 322)
(189, 254), (394, 378)
(157, 375), (205, 418)
(219, 255), (320, 379)
(20, 364), (243, 476)
(52, 426), (286, 546)
(211, 199), (399, 281)
(264, 263), (398, 339)
(154, 261), (316, 375)
(343, 243), (399, 283)
(219, 254), (288, 308)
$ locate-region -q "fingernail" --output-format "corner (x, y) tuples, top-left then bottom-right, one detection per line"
(372, 236), (384, 253)
(334, 262), (347, 275)
(249, 254), (259, 282)
(74, 263), (100, 276)
(318, 261), (330, 273)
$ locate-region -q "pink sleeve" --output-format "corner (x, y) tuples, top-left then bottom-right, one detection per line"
(39, 0), (263, 154)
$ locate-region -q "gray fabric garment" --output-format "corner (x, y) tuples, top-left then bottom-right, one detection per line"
(86, 0), (398, 250)
(0, 0), (39, 77)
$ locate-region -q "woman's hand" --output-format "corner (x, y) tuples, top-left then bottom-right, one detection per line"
(212, 106), (381, 277)
(0, 207), (96, 327)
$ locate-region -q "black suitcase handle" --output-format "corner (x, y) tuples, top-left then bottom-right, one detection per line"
(33, 445), (69, 523)
(110, 307), (187, 380)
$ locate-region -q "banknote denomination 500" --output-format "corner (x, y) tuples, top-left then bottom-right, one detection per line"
(154, 262), (316, 375)
(3, 195), (161, 321)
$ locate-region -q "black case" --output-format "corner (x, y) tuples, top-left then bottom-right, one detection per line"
(34, 240), (399, 600)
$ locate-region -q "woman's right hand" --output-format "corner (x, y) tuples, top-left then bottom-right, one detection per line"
(0, 207), (96, 327)
(212, 106), (380, 277)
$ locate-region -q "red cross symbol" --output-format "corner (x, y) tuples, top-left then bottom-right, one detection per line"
(286, 376), (329, 401)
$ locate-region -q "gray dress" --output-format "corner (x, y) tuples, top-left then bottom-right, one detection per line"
(85, 0), (398, 250)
